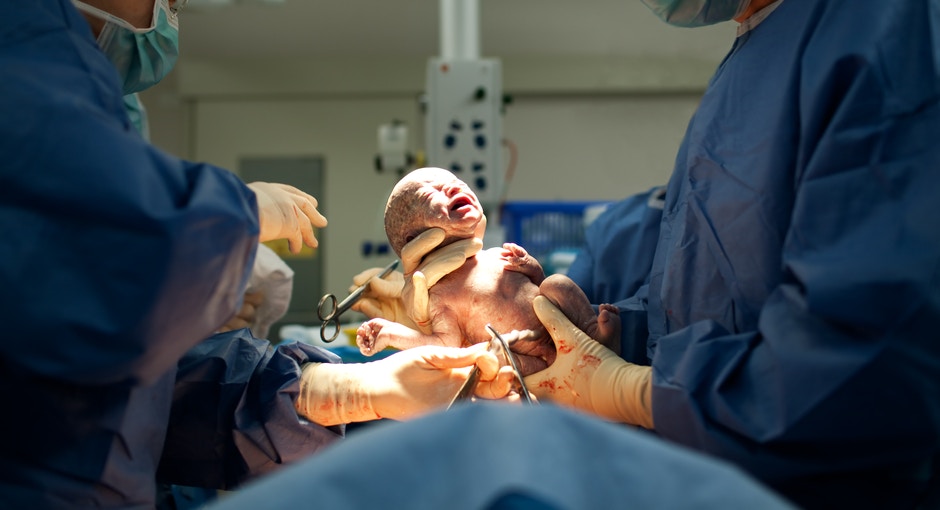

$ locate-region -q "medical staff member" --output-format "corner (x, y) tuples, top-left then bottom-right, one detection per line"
(358, 0), (940, 508)
(109, 22), (292, 345)
(97, 5), (310, 507)
(0, 1), (511, 508)
(528, 0), (940, 508)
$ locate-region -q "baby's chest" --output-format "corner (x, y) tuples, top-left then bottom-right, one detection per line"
(428, 258), (540, 333)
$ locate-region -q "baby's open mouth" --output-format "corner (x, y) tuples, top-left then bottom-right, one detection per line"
(450, 196), (473, 211)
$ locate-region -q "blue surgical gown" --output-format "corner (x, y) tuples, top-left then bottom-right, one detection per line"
(0, 1), (342, 507)
(567, 186), (665, 306)
(205, 404), (796, 510)
(609, 0), (940, 507)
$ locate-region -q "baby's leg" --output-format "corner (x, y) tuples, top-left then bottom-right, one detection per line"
(538, 274), (621, 356)
(356, 318), (437, 356)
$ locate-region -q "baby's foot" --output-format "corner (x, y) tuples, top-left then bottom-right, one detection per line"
(595, 303), (621, 355)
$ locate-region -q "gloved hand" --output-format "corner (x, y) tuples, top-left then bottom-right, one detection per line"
(404, 230), (483, 330)
(247, 182), (328, 254)
(524, 296), (654, 429)
(349, 269), (416, 328)
(350, 228), (482, 329)
(295, 343), (514, 426)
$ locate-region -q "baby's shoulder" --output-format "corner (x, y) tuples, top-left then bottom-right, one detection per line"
(475, 246), (510, 263)
(466, 248), (513, 277)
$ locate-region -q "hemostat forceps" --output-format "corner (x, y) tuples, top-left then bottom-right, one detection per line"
(487, 324), (534, 405)
(317, 259), (399, 343)
(447, 324), (535, 409)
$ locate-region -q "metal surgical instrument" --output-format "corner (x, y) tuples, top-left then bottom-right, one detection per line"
(317, 259), (399, 343)
(486, 324), (534, 405)
(447, 324), (535, 409)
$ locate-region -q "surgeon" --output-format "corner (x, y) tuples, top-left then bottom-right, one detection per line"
(0, 1), (512, 508)
(101, 6), (294, 346)
(93, 4), (311, 506)
(356, 0), (940, 508)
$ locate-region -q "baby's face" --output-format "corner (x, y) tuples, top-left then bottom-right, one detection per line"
(411, 168), (484, 239)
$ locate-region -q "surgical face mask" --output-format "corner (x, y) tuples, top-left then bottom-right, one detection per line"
(123, 93), (151, 140)
(641, 0), (751, 27)
(72, 0), (181, 94)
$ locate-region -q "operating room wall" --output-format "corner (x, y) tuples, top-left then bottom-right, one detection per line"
(139, 64), (705, 335)
(501, 94), (698, 200)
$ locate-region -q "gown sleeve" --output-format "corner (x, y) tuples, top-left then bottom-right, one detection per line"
(156, 330), (345, 489)
(0, 5), (259, 386)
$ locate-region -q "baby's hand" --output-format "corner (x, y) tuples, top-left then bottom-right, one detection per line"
(356, 318), (390, 356)
(501, 243), (545, 285)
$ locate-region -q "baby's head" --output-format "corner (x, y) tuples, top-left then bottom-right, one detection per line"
(385, 167), (486, 256)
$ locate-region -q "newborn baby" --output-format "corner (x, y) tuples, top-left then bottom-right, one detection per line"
(356, 167), (620, 375)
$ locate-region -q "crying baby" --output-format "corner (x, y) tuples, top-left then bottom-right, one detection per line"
(356, 167), (621, 375)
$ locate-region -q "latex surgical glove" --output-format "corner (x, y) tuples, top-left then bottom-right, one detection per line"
(399, 227), (480, 276)
(247, 181), (328, 254)
(349, 268), (417, 328)
(524, 296), (654, 429)
(295, 343), (513, 426)
(217, 290), (265, 332)
(350, 228), (482, 329)
(403, 229), (483, 330)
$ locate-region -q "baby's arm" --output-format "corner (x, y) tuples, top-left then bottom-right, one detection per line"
(356, 307), (467, 356)
(501, 243), (545, 285)
(356, 318), (432, 355)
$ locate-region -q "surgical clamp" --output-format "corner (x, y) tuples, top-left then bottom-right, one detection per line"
(486, 324), (534, 405)
(316, 259), (399, 343)
(447, 324), (535, 409)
